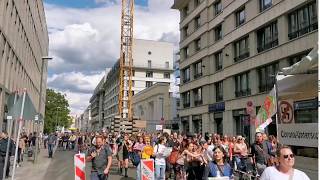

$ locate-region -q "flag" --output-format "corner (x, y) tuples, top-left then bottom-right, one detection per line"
(255, 87), (276, 132)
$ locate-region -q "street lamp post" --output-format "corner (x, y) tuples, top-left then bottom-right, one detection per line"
(159, 97), (164, 127)
(34, 56), (52, 163)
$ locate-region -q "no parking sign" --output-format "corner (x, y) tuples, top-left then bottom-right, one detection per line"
(141, 159), (154, 180)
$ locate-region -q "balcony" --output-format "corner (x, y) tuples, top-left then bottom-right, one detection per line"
(234, 51), (250, 62)
(194, 73), (202, 79)
(235, 89), (251, 97)
(194, 100), (203, 106)
(288, 22), (318, 40)
(257, 39), (278, 53)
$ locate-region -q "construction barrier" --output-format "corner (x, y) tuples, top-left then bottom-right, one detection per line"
(74, 153), (86, 180)
(141, 159), (155, 180)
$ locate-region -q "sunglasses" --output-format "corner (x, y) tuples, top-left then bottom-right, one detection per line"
(283, 154), (294, 159)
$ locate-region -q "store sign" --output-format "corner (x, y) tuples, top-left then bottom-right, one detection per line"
(278, 123), (318, 147)
(279, 100), (294, 124)
(208, 102), (225, 112)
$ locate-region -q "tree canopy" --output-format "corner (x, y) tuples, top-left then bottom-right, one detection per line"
(44, 89), (72, 133)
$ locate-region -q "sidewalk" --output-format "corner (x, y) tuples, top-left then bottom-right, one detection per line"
(5, 147), (53, 180)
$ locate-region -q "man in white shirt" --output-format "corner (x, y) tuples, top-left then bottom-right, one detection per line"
(260, 145), (310, 180)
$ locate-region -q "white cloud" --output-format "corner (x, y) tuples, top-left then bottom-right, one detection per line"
(45, 0), (180, 115)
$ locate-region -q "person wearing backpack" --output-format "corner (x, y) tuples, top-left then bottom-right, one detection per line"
(153, 136), (167, 180)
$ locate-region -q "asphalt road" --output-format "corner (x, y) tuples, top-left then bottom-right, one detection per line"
(42, 148), (136, 180)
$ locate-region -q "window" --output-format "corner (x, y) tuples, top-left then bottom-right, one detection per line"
(146, 81), (153, 88)
(260, 0), (272, 12)
(258, 62), (279, 92)
(215, 51), (223, 71)
(164, 72), (170, 79)
(194, 87), (202, 106)
(194, 61), (202, 79)
(288, 1), (317, 40)
(192, 115), (202, 134)
(183, 67), (190, 83)
(214, 0), (222, 15)
(294, 99), (318, 123)
(236, 8), (245, 27)
(148, 60), (151, 68)
(165, 61), (169, 68)
(235, 72), (250, 97)
(184, 46), (190, 58)
(146, 71), (153, 78)
(195, 0), (201, 7)
(195, 38), (201, 51)
(233, 109), (251, 143)
(183, 25), (189, 38)
(234, 36), (249, 62)
(215, 24), (222, 41)
(288, 51), (310, 66)
(132, 70), (135, 76)
(183, 5), (189, 17)
(183, 91), (190, 108)
(195, 15), (201, 29)
(257, 21), (278, 53)
(215, 81), (223, 102)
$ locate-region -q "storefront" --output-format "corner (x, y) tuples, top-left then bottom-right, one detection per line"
(208, 102), (225, 135)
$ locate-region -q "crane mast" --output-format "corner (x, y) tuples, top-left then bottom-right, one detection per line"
(118, 0), (134, 124)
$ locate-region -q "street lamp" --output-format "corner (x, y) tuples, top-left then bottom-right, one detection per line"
(34, 56), (52, 163)
(159, 97), (164, 127)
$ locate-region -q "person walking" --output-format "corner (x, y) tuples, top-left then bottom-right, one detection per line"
(86, 136), (112, 180)
(47, 133), (57, 158)
(153, 136), (167, 180)
(260, 145), (310, 180)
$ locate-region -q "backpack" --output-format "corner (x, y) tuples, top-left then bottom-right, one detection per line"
(131, 152), (140, 167)
(168, 150), (179, 165)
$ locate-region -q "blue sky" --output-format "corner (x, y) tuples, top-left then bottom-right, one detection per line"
(44, 0), (148, 8)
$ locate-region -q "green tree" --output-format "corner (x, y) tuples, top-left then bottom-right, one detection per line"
(44, 89), (72, 133)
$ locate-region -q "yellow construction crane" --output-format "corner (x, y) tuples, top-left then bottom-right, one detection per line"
(118, 0), (134, 128)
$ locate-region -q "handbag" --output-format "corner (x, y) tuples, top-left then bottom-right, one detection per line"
(168, 150), (179, 165)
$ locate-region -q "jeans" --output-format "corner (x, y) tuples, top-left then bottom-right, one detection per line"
(90, 171), (108, 180)
(48, 144), (54, 157)
(155, 164), (166, 180)
(136, 162), (141, 180)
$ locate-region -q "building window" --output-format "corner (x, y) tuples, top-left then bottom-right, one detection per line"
(288, 51), (310, 66)
(183, 91), (190, 108)
(164, 72), (170, 79)
(183, 25), (189, 38)
(194, 61), (202, 79)
(194, 87), (202, 106)
(215, 51), (223, 71)
(215, 81), (223, 102)
(195, 0), (201, 7)
(233, 109), (251, 142)
(148, 60), (152, 68)
(260, 0), (272, 12)
(257, 21), (278, 53)
(132, 70), (135, 76)
(165, 61), (169, 68)
(195, 15), (201, 29)
(288, 1), (317, 40)
(184, 46), (190, 58)
(258, 62), (279, 92)
(183, 5), (189, 17)
(235, 72), (251, 97)
(236, 8), (245, 27)
(234, 36), (249, 62)
(146, 71), (153, 78)
(195, 38), (201, 51)
(146, 81), (153, 88)
(215, 24), (222, 41)
(214, 0), (222, 15)
(183, 67), (190, 83)
(192, 115), (202, 134)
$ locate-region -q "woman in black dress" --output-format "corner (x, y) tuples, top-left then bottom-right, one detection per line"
(122, 134), (132, 177)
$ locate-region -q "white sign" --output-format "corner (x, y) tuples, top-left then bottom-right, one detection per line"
(7, 116), (12, 120)
(156, 125), (162, 131)
(279, 100), (294, 124)
(278, 123), (318, 147)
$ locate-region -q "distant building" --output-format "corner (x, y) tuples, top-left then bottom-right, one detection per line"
(0, 1), (49, 131)
(133, 82), (179, 132)
(89, 39), (175, 132)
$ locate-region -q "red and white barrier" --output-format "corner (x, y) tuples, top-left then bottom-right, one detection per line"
(141, 159), (155, 180)
(74, 153), (86, 180)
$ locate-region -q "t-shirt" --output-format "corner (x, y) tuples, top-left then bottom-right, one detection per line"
(260, 166), (310, 180)
(88, 145), (112, 174)
(153, 144), (166, 165)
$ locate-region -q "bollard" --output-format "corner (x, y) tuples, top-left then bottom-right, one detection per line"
(74, 153), (86, 180)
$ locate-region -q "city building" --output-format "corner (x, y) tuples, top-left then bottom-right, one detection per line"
(172, 0), (317, 178)
(132, 82), (179, 132)
(0, 0), (49, 131)
(89, 39), (175, 132)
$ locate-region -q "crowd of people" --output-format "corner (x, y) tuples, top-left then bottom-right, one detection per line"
(43, 130), (310, 180)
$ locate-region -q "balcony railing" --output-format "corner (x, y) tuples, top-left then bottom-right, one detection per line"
(194, 100), (203, 106)
(183, 103), (190, 108)
(183, 78), (190, 83)
(216, 95), (223, 102)
(235, 89), (251, 97)
(257, 39), (278, 53)
(288, 22), (318, 40)
(234, 51), (250, 62)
